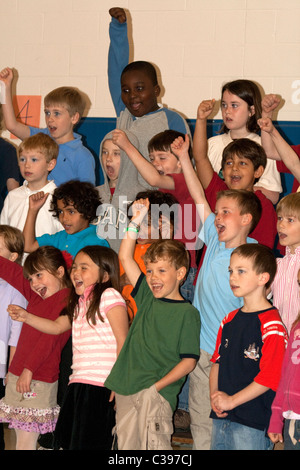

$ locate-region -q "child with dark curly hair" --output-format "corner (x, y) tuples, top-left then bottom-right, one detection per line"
(22, 180), (109, 264)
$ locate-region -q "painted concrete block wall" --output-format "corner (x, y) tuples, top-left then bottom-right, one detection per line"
(0, 0), (299, 141)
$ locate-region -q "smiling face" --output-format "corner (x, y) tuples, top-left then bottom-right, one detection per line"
(121, 69), (160, 117)
(18, 149), (56, 190)
(214, 196), (251, 248)
(145, 257), (186, 300)
(70, 251), (102, 296)
(221, 90), (254, 137)
(57, 199), (89, 234)
(44, 104), (79, 144)
(101, 139), (121, 188)
(222, 153), (263, 191)
(28, 268), (64, 299)
(277, 212), (300, 254)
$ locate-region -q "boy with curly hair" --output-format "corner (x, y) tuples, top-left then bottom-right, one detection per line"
(22, 180), (109, 263)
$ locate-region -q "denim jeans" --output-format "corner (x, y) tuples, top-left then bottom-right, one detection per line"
(284, 419), (300, 450)
(211, 419), (273, 450)
(180, 267), (196, 304)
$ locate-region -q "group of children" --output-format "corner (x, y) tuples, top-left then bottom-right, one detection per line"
(0, 6), (298, 452)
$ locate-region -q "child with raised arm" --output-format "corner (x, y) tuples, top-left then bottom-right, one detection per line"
(104, 199), (200, 450)
(0, 133), (63, 242)
(120, 189), (178, 320)
(209, 243), (287, 450)
(22, 180), (109, 264)
(0, 225), (27, 449)
(192, 100), (277, 250)
(0, 246), (71, 450)
(112, 128), (200, 303)
(96, 130), (147, 253)
(259, 115), (300, 192)
(108, 7), (191, 186)
(268, 269), (300, 450)
(194, 80), (282, 204)
(9, 245), (129, 450)
(171, 134), (262, 449)
(0, 67), (95, 186)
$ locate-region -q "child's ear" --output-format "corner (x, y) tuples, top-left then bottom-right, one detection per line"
(47, 159), (57, 172)
(154, 84), (161, 98)
(71, 111), (80, 126)
(259, 272), (270, 287)
(254, 165), (264, 180)
(102, 271), (109, 283)
(56, 266), (65, 279)
(249, 105), (255, 116)
(9, 252), (18, 262)
(241, 213), (252, 228)
(177, 266), (187, 282)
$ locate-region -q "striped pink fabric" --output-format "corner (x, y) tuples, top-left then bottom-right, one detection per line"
(69, 287), (126, 387)
(272, 246), (300, 334)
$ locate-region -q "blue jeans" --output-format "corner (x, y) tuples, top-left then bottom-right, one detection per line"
(180, 267), (196, 304)
(211, 419), (273, 450)
(284, 419), (300, 450)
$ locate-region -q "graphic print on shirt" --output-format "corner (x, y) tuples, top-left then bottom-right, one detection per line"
(244, 343), (260, 361)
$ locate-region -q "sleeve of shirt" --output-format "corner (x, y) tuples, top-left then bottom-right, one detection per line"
(255, 310), (288, 390)
(108, 17), (129, 115)
(8, 290), (27, 347)
(74, 147), (96, 185)
(101, 287), (126, 317)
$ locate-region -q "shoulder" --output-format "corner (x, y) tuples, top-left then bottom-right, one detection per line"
(259, 307), (288, 339)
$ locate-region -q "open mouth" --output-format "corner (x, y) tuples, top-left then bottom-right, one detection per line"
(151, 283), (163, 295)
(230, 175), (241, 183)
(37, 287), (47, 298)
(278, 232), (287, 241)
(48, 126), (57, 134)
(216, 224), (226, 235)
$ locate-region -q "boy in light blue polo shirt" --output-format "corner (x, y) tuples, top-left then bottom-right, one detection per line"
(171, 134), (262, 450)
(22, 180), (108, 265)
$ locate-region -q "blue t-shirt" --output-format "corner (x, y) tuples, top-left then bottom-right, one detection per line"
(193, 213), (257, 355)
(37, 224), (109, 259)
(29, 127), (96, 186)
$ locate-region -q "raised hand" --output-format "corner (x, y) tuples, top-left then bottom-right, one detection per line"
(197, 99), (216, 120)
(109, 7), (126, 23)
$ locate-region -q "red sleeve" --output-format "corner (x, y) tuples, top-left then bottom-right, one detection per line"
(204, 172), (228, 212)
(250, 192), (277, 248)
(255, 309), (288, 391)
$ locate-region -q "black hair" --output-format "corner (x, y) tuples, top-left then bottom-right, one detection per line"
(51, 180), (101, 222)
(121, 61), (158, 86)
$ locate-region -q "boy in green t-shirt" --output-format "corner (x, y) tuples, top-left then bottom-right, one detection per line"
(105, 198), (200, 450)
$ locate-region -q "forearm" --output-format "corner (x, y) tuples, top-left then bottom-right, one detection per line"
(193, 118), (214, 188)
(209, 362), (219, 396)
(24, 312), (69, 335)
(23, 209), (39, 252)
(230, 382), (269, 409)
(179, 156), (211, 221)
(155, 357), (196, 392)
(2, 84), (30, 140)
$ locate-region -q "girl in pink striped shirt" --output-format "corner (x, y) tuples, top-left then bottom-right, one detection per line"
(9, 245), (129, 450)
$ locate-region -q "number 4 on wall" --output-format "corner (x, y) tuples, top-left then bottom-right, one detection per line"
(10, 95), (42, 139)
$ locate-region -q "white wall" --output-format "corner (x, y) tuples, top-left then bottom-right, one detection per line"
(1, 0), (300, 135)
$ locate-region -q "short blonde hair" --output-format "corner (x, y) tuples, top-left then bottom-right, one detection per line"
(0, 225), (24, 264)
(18, 133), (58, 163)
(44, 86), (86, 120)
(143, 239), (190, 272)
(276, 193), (300, 220)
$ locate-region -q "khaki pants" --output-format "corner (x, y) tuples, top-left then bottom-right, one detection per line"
(189, 349), (213, 450)
(114, 385), (173, 450)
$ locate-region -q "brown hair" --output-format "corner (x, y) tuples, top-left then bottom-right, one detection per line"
(23, 245), (70, 289)
(276, 193), (300, 220)
(148, 130), (193, 161)
(231, 243), (277, 289)
(220, 79), (262, 134)
(44, 86), (86, 120)
(68, 246), (124, 326)
(221, 138), (267, 171)
(18, 133), (59, 163)
(0, 225), (24, 264)
(216, 189), (262, 234)
(143, 239), (190, 276)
